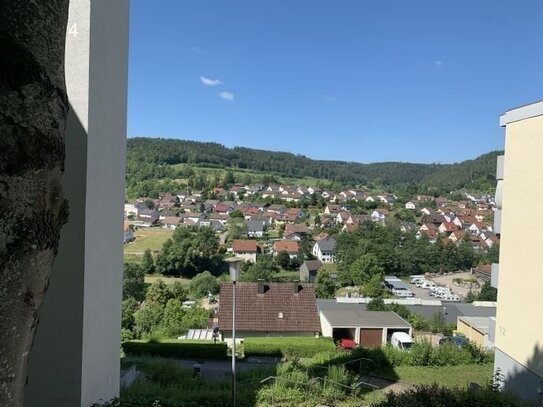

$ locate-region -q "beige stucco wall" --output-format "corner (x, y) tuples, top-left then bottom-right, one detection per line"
(457, 319), (485, 348)
(495, 113), (543, 377)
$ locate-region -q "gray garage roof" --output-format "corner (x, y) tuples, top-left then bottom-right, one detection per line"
(318, 301), (411, 328)
(319, 299), (496, 325)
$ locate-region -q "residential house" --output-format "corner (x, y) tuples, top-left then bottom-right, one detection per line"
(448, 230), (466, 243)
(417, 228), (438, 243)
(324, 204), (341, 215)
(208, 213), (229, 226)
(217, 282), (321, 338)
(199, 219), (224, 232)
(162, 216), (181, 230)
(214, 203), (233, 215)
(405, 201), (418, 210)
(299, 260), (323, 283)
(312, 237), (337, 263)
(471, 264), (492, 282)
(124, 202), (141, 218)
(371, 209), (389, 222)
(267, 204), (287, 215)
(283, 223), (310, 241)
(336, 211), (351, 224)
(135, 207), (159, 227)
(232, 239), (259, 263)
(247, 219), (266, 238)
(438, 222), (459, 235)
(347, 214), (372, 225)
(420, 207), (433, 216)
(273, 241), (300, 259)
(123, 221), (134, 244)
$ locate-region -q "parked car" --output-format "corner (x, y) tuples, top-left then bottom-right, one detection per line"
(439, 335), (468, 347)
(391, 332), (414, 350)
(338, 338), (357, 351)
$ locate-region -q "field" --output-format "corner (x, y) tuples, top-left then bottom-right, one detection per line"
(124, 227), (173, 263)
(171, 163), (325, 187)
(144, 275), (191, 286)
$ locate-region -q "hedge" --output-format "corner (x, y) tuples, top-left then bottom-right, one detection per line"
(243, 337), (336, 358)
(122, 340), (228, 360)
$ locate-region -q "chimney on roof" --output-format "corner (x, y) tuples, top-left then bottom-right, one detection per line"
(293, 281), (301, 294)
(257, 279), (265, 294)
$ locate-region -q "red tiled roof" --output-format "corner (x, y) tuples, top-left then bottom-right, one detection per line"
(232, 239), (258, 252)
(273, 241), (300, 253)
(217, 282), (321, 332)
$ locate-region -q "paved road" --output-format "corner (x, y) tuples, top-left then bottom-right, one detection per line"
(175, 356), (280, 380)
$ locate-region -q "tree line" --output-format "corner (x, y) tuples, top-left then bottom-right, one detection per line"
(126, 137), (502, 194)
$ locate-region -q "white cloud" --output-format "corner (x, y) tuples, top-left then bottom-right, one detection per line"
(325, 96), (337, 103)
(434, 60), (443, 68)
(200, 76), (222, 86)
(218, 92), (235, 101)
(191, 46), (202, 53)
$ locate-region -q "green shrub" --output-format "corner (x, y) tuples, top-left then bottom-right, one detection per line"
(243, 337), (336, 358)
(380, 342), (493, 367)
(372, 383), (529, 407)
(122, 340), (228, 360)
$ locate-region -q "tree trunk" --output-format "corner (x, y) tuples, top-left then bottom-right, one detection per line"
(0, 2), (69, 406)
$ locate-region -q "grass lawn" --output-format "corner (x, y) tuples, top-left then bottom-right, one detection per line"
(374, 363), (494, 387)
(144, 275), (191, 286)
(124, 227), (173, 263)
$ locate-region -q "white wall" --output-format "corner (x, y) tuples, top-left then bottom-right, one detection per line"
(25, 1), (129, 405)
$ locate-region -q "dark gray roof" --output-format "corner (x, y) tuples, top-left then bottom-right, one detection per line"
(247, 219), (265, 232)
(316, 238), (336, 252)
(317, 300), (411, 328)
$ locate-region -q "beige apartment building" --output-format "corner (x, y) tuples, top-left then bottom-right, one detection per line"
(492, 100), (543, 402)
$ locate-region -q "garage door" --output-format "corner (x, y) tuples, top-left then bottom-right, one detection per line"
(359, 328), (383, 348)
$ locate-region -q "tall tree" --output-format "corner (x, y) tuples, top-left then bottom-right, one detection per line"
(123, 263), (146, 302)
(141, 249), (155, 274)
(0, 2), (70, 405)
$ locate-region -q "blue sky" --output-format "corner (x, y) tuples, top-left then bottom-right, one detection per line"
(128, 0), (543, 164)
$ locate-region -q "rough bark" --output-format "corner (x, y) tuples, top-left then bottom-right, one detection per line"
(0, 1), (70, 406)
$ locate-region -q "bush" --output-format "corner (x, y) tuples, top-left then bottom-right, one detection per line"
(380, 341), (493, 367)
(244, 337), (336, 358)
(122, 340), (228, 360)
(373, 383), (529, 407)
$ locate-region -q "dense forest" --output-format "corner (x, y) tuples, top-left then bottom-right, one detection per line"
(126, 137), (502, 194)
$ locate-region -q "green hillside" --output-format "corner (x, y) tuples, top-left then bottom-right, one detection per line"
(126, 137), (502, 196)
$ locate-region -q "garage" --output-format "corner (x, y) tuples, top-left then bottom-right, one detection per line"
(332, 327), (356, 343)
(318, 300), (413, 348)
(359, 328), (383, 348)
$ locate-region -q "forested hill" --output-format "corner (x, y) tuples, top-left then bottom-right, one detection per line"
(127, 137), (502, 192)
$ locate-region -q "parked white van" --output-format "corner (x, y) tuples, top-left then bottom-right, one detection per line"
(443, 294), (460, 302)
(410, 275), (425, 283)
(421, 280), (436, 289)
(391, 332), (414, 350)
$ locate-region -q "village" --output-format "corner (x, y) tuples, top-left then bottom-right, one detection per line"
(124, 183), (498, 260)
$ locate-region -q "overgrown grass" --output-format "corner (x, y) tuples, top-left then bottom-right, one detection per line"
(384, 364), (494, 387)
(243, 337), (336, 358)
